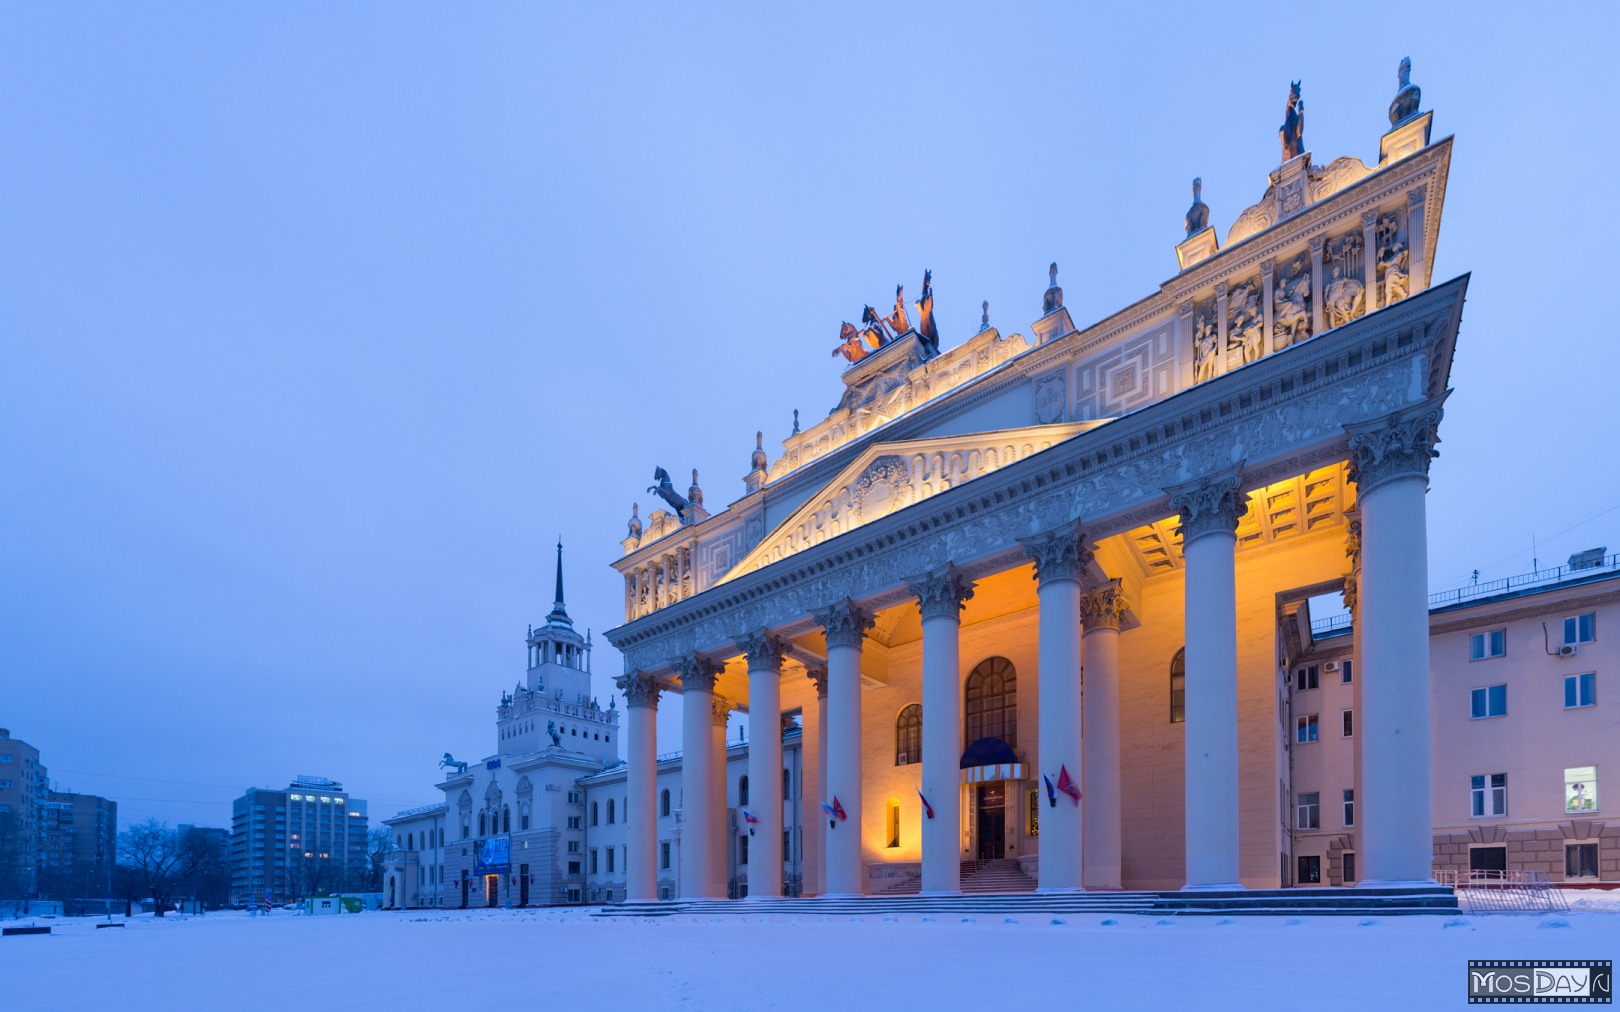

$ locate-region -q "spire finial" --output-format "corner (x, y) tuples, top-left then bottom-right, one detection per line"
(979, 299), (990, 332)
(791, 408), (800, 435)
(546, 539), (572, 626)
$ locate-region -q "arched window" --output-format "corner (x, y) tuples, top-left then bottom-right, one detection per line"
(965, 656), (1018, 747)
(406, 832), (413, 851)
(738, 775), (750, 806)
(895, 704), (922, 765)
(607, 798), (616, 824)
(1170, 648), (1186, 724)
(591, 801), (599, 826)
(660, 788), (671, 817)
(478, 812), (486, 836)
(502, 806), (510, 834)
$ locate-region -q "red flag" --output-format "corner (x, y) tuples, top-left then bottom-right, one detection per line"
(916, 787), (935, 820)
(1057, 764), (1080, 806)
(832, 796), (847, 821)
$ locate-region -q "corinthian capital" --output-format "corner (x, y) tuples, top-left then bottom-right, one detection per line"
(804, 665), (828, 699)
(1019, 522), (1093, 586)
(711, 693), (734, 725)
(1165, 465), (1248, 544)
(734, 629), (786, 672)
(813, 598), (875, 649)
(1079, 579), (1130, 631)
(670, 653), (723, 694)
(908, 564), (976, 622)
(615, 671), (662, 709)
(1344, 394), (1446, 494)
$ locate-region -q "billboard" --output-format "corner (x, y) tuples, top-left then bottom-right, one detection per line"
(475, 836), (510, 875)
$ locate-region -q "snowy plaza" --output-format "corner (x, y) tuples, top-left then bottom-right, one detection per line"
(6, 898), (1618, 1010)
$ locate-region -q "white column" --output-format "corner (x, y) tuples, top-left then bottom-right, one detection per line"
(1347, 397), (1444, 884)
(1080, 580), (1128, 890)
(615, 672), (661, 902)
(711, 695), (731, 897)
(909, 565), (975, 895)
(1406, 188), (1428, 294)
(813, 599), (874, 896)
(1168, 467), (1247, 890)
(673, 654), (723, 899)
(1360, 211), (1380, 314)
(807, 666), (828, 897)
(738, 631), (786, 899)
(1021, 524), (1090, 893)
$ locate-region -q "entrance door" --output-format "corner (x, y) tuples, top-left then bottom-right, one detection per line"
(460, 877), (468, 907)
(485, 874), (499, 907)
(519, 864), (529, 906)
(976, 783), (1006, 860)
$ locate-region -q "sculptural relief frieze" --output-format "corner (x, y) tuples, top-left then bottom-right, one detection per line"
(1225, 277), (1264, 366)
(611, 322), (1443, 672)
(1272, 254), (1313, 350)
(1192, 300), (1220, 383)
(1376, 210), (1410, 306)
(1324, 231), (1367, 330)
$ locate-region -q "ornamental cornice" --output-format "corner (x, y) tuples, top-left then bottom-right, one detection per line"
(1019, 523), (1093, 586)
(734, 629), (787, 672)
(1166, 464), (1249, 543)
(603, 278), (1468, 674)
(1164, 139), (1450, 303)
(670, 653), (723, 693)
(615, 672), (662, 709)
(813, 598), (875, 649)
(1079, 579), (1131, 631)
(1344, 393), (1448, 495)
(908, 563), (976, 621)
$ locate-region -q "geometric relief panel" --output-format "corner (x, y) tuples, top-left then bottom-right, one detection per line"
(698, 529), (743, 590)
(1074, 322), (1178, 421)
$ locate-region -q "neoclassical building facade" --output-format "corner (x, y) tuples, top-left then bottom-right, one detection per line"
(604, 64), (1462, 898)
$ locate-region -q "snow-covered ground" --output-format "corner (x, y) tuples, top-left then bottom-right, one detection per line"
(6, 894), (1619, 1010)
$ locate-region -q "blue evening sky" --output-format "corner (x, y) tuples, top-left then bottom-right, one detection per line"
(4, 3), (1616, 828)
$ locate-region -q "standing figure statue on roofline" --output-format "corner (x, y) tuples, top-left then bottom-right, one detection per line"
(1280, 80), (1305, 161)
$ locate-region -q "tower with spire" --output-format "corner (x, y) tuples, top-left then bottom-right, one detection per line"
(497, 540), (616, 760)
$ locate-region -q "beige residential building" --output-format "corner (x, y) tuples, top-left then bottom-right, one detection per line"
(1287, 552), (1619, 885)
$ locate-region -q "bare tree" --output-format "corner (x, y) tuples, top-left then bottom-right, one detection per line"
(0, 811), (32, 916)
(366, 828), (393, 891)
(118, 818), (210, 917)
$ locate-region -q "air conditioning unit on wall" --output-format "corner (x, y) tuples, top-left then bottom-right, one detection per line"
(1323, 661), (1341, 672)
(1558, 644), (1580, 658)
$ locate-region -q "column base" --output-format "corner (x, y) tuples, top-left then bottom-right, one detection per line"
(742, 893), (785, 902)
(1180, 882), (1246, 892)
(817, 892), (863, 900)
(917, 889), (963, 898)
(1034, 886), (1086, 895)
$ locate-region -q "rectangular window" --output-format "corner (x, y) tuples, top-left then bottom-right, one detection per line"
(1565, 766), (1598, 814)
(1296, 792), (1320, 830)
(1565, 673), (1597, 709)
(606, 849), (615, 873)
(589, 850), (598, 874)
(1343, 789), (1355, 828)
(567, 860), (580, 875)
(1470, 684), (1507, 719)
(1566, 843), (1599, 879)
(1341, 659), (1354, 684)
(521, 815), (531, 830)
(1297, 854), (1321, 884)
(1471, 773), (1508, 818)
(1564, 613), (1597, 645)
(1295, 665), (1319, 692)
(1295, 714), (1319, 744)
(566, 816), (581, 829)
(1341, 709), (1354, 738)
(660, 841), (670, 870)
(1170, 671), (1185, 724)
(566, 840), (579, 854)
(738, 835), (748, 865)
(1469, 629), (1507, 660)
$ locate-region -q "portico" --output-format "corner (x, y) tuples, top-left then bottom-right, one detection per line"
(607, 67), (1461, 901)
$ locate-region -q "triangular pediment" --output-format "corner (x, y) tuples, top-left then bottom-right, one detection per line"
(720, 422), (1102, 583)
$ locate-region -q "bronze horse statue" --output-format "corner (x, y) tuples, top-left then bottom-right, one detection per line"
(648, 467), (691, 517)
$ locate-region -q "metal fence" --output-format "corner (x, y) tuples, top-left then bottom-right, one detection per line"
(1434, 868), (1569, 914)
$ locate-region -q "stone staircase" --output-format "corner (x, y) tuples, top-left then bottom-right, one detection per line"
(961, 859), (1037, 894)
(595, 884), (1459, 919)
